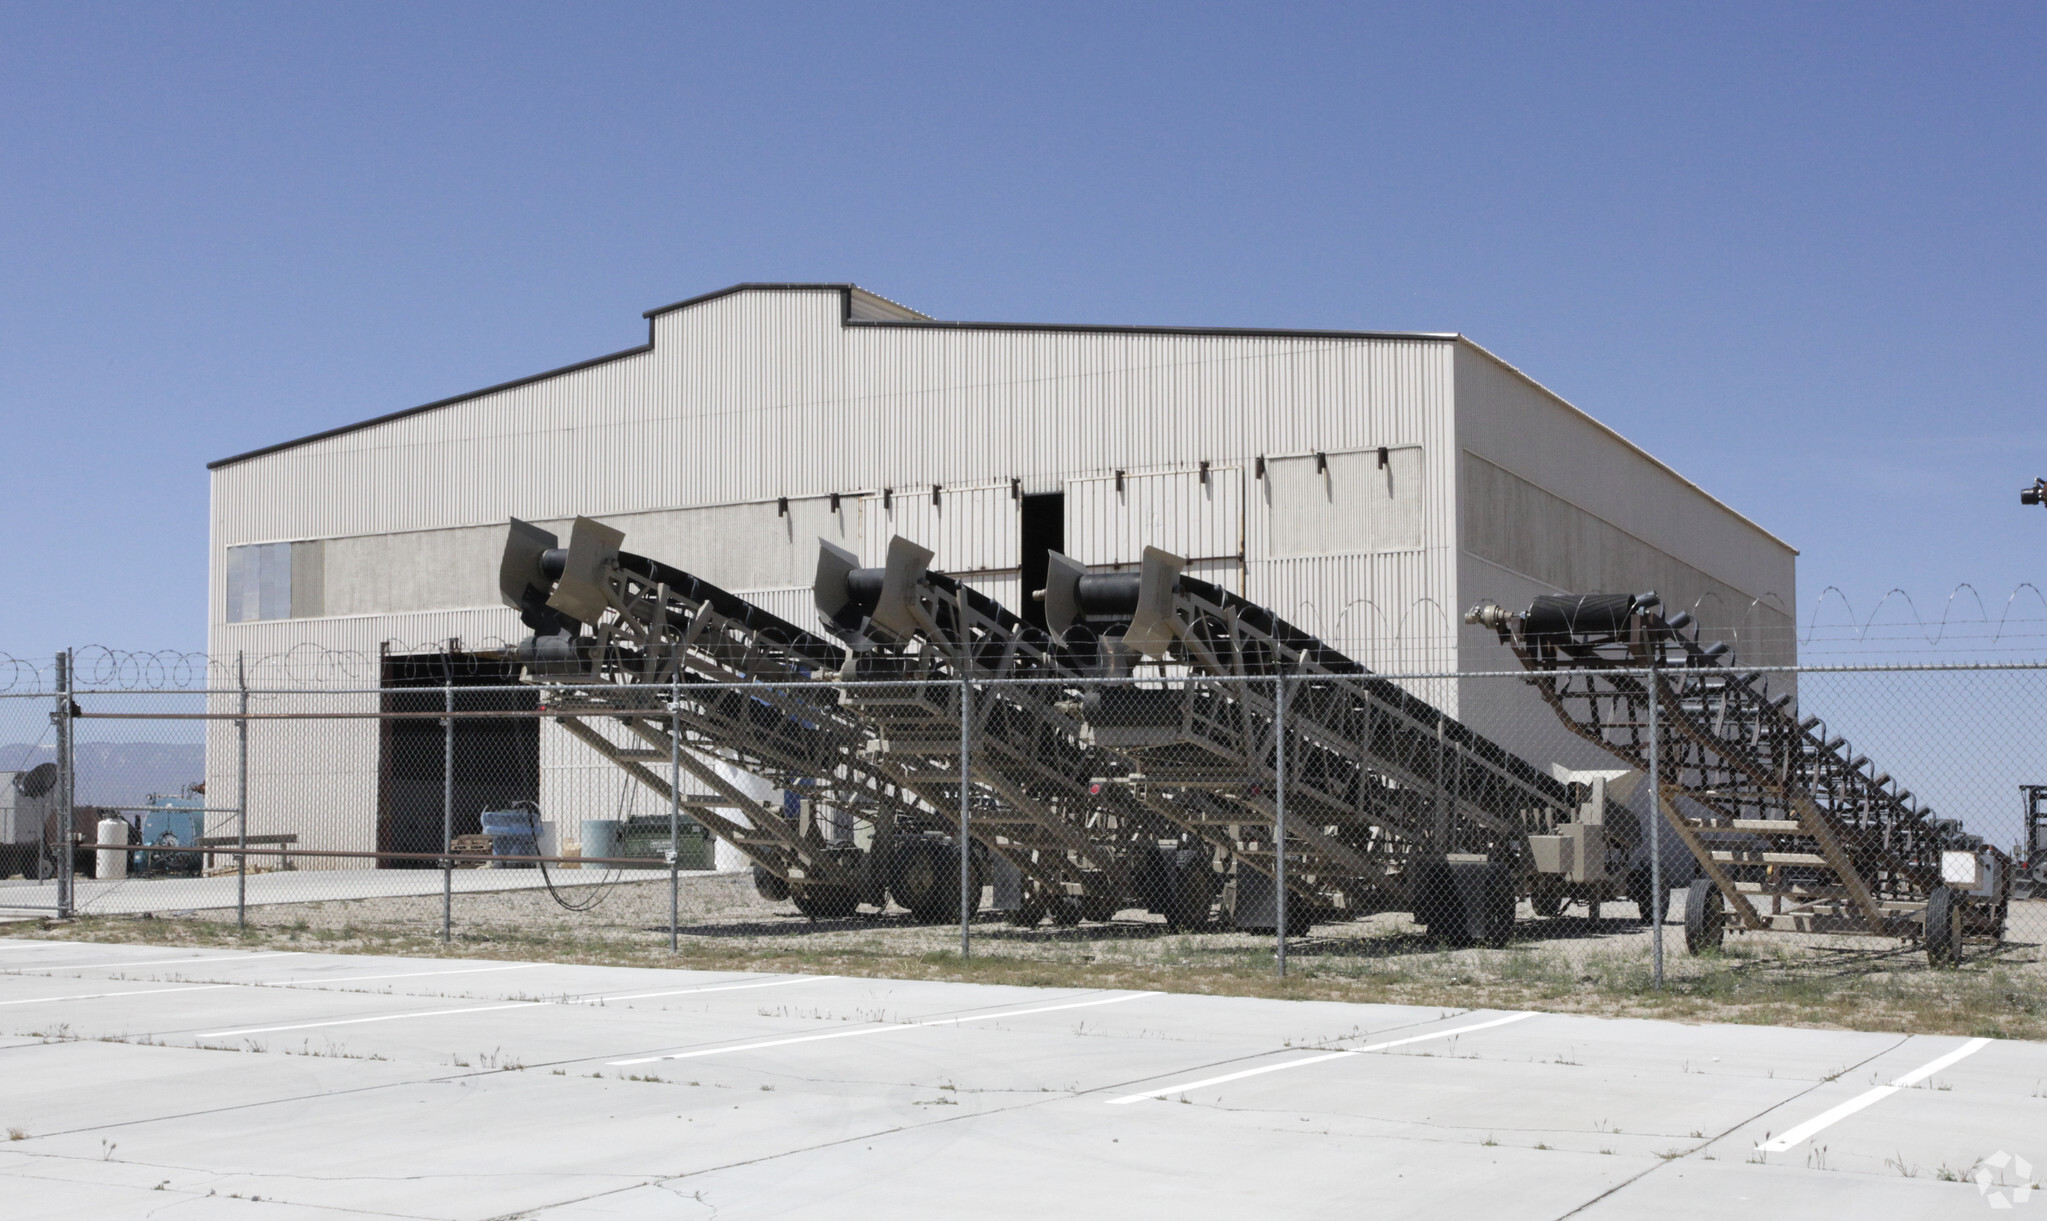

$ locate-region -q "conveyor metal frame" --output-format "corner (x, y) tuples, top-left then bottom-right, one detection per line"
(1466, 591), (2013, 953)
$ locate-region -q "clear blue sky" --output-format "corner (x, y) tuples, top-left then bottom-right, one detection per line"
(3, 2), (2043, 662)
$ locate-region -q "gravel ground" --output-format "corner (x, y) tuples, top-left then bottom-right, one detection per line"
(21, 875), (2045, 1040)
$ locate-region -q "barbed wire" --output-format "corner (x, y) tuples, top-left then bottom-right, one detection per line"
(10, 586), (2047, 692)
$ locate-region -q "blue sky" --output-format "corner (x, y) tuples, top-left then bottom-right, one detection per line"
(2, 2), (2044, 662)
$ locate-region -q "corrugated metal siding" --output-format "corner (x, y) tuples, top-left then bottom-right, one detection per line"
(1245, 552), (1457, 679)
(213, 292), (1450, 545)
(210, 288), (1463, 668)
(1065, 465), (1242, 566)
(861, 481), (1017, 572)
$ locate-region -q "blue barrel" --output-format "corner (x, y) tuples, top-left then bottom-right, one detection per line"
(581, 819), (621, 862)
(480, 808), (540, 869)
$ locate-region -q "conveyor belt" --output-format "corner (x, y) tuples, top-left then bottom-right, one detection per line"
(1466, 591), (2012, 961)
(500, 517), (950, 916)
(1045, 547), (1593, 941)
(815, 537), (1213, 927)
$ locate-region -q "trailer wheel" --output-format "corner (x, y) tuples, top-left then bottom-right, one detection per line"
(1163, 850), (1219, 932)
(1530, 877), (1566, 919)
(752, 865), (790, 903)
(791, 885), (857, 920)
(1473, 865), (1514, 948)
(1925, 886), (1962, 968)
(1049, 895), (1084, 926)
(887, 840), (981, 923)
(1007, 881), (1051, 927)
(1411, 860), (1469, 946)
(1080, 894), (1121, 923)
(1683, 878), (1725, 954)
(1628, 866), (1669, 926)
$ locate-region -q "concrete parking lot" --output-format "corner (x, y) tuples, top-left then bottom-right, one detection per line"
(0, 939), (2040, 1219)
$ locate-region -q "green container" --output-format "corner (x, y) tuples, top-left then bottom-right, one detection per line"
(618, 816), (713, 870)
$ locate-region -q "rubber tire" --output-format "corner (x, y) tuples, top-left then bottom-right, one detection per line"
(1472, 865), (1514, 949)
(1411, 860), (1470, 947)
(1628, 866), (1669, 926)
(1007, 888), (1050, 928)
(1080, 894), (1121, 923)
(1925, 885), (1962, 968)
(752, 865), (790, 903)
(1049, 895), (1084, 926)
(1163, 851), (1220, 932)
(887, 839), (983, 924)
(791, 886), (857, 920)
(885, 839), (948, 922)
(1132, 845), (1174, 917)
(1683, 878), (1725, 954)
(1531, 877), (1566, 919)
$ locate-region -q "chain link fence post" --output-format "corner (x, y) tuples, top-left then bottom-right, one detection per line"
(237, 652), (249, 932)
(440, 667), (453, 945)
(959, 674), (972, 961)
(54, 650), (73, 919)
(669, 676), (681, 955)
(1274, 674), (1288, 978)
(1647, 666), (1664, 989)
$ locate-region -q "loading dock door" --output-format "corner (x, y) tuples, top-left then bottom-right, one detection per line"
(377, 653), (539, 867)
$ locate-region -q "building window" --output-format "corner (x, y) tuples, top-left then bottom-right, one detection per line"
(225, 541), (324, 622)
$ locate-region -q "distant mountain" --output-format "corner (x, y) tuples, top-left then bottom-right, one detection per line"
(1, 742), (206, 810)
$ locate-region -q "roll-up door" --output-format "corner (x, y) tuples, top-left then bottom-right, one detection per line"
(1064, 466), (1243, 566)
(1265, 446), (1423, 558)
(862, 480), (1019, 573)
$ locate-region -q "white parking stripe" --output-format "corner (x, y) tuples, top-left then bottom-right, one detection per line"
(565, 976), (827, 1004)
(199, 1002), (544, 1038)
(609, 991), (1158, 1066)
(1756, 1037), (1992, 1153)
(194, 975), (832, 1037)
(1106, 1012), (1540, 1105)
(268, 964), (545, 986)
(0, 984), (237, 1007)
(4, 952), (307, 974)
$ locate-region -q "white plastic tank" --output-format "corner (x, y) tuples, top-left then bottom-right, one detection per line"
(95, 818), (128, 880)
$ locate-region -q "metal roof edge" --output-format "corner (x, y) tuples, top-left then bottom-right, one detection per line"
(207, 282), (1462, 471)
(843, 316), (1459, 342)
(206, 340), (656, 470)
(641, 282), (860, 320)
(1452, 336), (1799, 556)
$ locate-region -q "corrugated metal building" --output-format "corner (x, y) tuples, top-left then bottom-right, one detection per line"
(206, 283), (1796, 863)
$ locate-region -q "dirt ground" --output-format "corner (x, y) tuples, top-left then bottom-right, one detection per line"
(14, 873), (2047, 1042)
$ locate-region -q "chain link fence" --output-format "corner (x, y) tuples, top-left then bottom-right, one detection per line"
(4, 650), (2042, 1003)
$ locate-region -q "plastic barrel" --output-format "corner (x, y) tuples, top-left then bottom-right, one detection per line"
(581, 819), (621, 862)
(95, 818), (129, 881)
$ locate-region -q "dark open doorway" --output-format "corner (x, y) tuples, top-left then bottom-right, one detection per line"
(1018, 492), (1064, 629)
(377, 651), (539, 867)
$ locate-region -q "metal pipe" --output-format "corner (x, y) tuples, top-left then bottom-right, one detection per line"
(670, 676), (681, 954)
(959, 675), (972, 960)
(92, 842), (677, 867)
(442, 668), (453, 945)
(1648, 671), (1664, 989)
(237, 653), (249, 932)
(1274, 674), (1288, 978)
(55, 651), (73, 920)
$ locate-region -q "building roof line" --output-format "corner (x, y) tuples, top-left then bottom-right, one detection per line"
(1454, 336), (1798, 555)
(205, 339), (657, 470)
(206, 281), (1458, 470)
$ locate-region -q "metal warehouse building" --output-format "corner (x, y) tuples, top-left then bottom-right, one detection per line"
(206, 282), (1796, 864)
